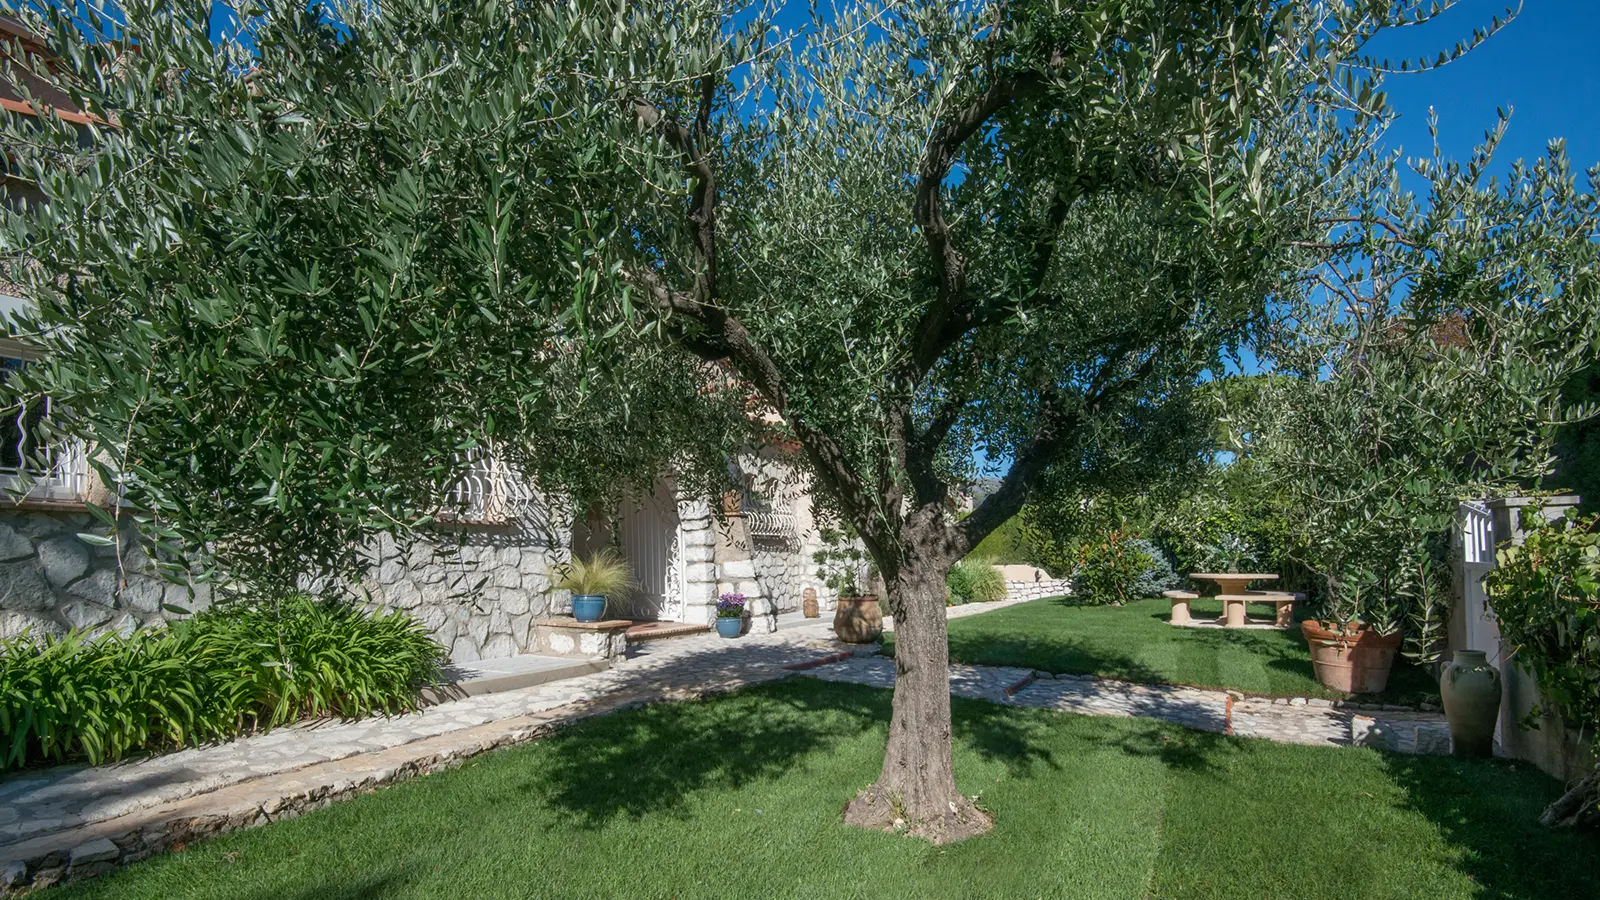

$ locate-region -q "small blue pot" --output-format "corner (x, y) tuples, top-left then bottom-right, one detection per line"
(715, 617), (743, 639)
(571, 595), (607, 623)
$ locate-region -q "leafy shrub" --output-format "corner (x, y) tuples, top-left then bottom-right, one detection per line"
(967, 515), (1038, 566)
(1483, 513), (1600, 742)
(1128, 539), (1181, 597)
(1071, 529), (1164, 605)
(1483, 512), (1600, 828)
(0, 597), (445, 770)
(946, 559), (1006, 605)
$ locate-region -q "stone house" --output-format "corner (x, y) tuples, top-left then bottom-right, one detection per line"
(350, 447), (838, 662)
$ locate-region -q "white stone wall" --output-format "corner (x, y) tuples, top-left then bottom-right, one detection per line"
(0, 465), (836, 663)
(0, 509), (211, 642)
(359, 509), (570, 663)
(1002, 579), (1073, 602)
(736, 452), (835, 618)
(678, 495), (719, 626)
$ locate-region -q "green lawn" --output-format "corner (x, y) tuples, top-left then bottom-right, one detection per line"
(48, 680), (1596, 900)
(923, 596), (1439, 705)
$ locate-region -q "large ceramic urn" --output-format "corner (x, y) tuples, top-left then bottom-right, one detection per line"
(833, 595), (883, 643)
(1440, 649), (1501, 757)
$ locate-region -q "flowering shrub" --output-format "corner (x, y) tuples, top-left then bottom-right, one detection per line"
(716, 592), (748, 619)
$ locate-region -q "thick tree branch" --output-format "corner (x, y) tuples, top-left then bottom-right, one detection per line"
(952, 349), (1159, 556)
(901, 71), (1047, 383)
(628, 92), (887, 546)
(904, 389), (967, 507)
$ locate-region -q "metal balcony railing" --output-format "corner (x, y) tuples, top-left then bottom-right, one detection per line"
(745, 508), (798, 544)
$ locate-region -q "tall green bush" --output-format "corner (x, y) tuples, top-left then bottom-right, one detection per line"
(946, 559), (1006, 605)
(0, 597), (445, 770)
(1071, 529), (1158, 606)
(1483, 513), (1600, 829)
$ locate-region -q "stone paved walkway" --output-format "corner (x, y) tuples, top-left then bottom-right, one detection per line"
(799, 657), (1449, 751)
(0, 596), (1450, 891)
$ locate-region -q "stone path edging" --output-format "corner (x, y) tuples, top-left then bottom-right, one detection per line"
(796, 657), (1450, 753)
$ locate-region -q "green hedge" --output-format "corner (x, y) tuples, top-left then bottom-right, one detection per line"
(0, 597), (446, 770)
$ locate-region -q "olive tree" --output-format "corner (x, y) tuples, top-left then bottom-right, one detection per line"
(2, 0), (1495, 838)
(0, 0), (753, 591)
(1253, 121), (1600, 658)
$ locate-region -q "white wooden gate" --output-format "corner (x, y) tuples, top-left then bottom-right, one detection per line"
(613, 480), (684, 622)
(1454, 500), (1500, 663)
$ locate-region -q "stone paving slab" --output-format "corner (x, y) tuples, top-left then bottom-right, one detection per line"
(797, 660), (1447, 751)
(1009, 673), (1232, 733)
(802, 657), (1036, 701)
(1231, 697), (1452, 753)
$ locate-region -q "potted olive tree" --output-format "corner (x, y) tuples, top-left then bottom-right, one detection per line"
(1300, 564), (1404, 694)
(554, 550), (632, 623)
(814, 527), (880, 643)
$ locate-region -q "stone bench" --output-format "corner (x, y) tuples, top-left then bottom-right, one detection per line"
(1162, 590), (1199, 626)
(1165, 589), (1302, 628)
(532, 618), (630, 661)
(1220, 590), (1304, 628)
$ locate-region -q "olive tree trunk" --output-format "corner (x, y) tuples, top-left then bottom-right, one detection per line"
(841, 547), (991, 843)
(1540, 766), (1600, 830)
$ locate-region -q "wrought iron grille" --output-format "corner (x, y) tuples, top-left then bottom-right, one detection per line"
(442, 448), (532, 524)
(0, 360), (88, 502)
(745, 509), (798, 544)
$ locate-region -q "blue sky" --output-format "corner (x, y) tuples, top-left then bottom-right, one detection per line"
(1368, 0), (1600, 185)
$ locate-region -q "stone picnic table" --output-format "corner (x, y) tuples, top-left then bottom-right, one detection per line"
(1164, 573), (1301, 628)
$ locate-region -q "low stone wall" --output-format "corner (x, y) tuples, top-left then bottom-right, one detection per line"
(0, 508), (209, 642)
(1002, 579), (1073, 602)
(359, 517), (568, 663)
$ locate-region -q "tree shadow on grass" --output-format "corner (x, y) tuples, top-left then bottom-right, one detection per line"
(523, 680), (885, 828)
(941, 633), (1173, 687)
(526, 679), (1108, 829)
(1378, 753), (1600, 899)
(955, 696), (1238, 777)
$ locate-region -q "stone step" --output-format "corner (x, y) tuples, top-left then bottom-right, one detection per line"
(422, 655), (609, 703)
(623, 621), (711, 643)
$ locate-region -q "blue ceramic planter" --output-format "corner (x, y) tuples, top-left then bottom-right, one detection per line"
(571, 595), (607, 623)
(715, 617), (743, 639)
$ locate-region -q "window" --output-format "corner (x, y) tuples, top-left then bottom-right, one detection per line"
(0, 355), (87, 502)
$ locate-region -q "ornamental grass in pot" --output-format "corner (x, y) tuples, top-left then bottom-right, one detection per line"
(555, 550), (632, 623)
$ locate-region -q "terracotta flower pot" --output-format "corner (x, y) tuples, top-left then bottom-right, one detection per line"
(802, 587), (820, 619)
(1301, 620), (1401, 694)
(1440, 649), (1501, 757)
(833, 595), (883, 643)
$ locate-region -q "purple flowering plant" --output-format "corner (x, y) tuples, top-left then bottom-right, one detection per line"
(716, 592), (747, 619)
